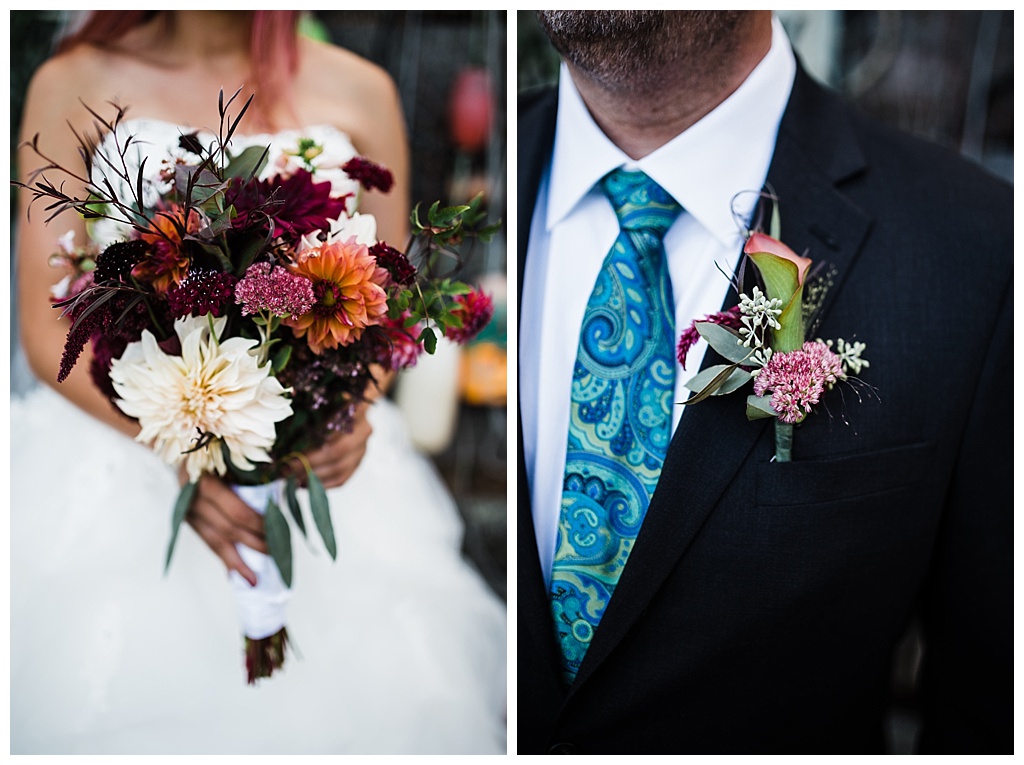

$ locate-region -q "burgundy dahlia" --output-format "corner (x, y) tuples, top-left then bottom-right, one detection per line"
(227, 169), (345, 246)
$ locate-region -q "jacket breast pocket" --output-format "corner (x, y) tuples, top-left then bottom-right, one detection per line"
(755, 441), (936, 508)
(749, 441), (940, 564)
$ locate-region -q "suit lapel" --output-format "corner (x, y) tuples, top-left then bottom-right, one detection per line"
(568, 66), (874, 693)
(517, 88), (564, 686)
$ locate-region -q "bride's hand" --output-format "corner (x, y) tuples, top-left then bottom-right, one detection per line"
(295, 401), (374, 489)
(183, 400), (374, 583)
(186, 472), (267, 587)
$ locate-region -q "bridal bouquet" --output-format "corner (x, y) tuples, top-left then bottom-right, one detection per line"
(19, 90), (499, 683)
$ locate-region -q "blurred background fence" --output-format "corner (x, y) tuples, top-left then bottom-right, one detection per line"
(518, 10), (1012, 182)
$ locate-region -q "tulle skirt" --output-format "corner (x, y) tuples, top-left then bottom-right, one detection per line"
(11, 385), (506, 754)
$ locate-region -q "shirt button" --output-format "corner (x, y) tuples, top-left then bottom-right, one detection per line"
(548, 743), (579, 754)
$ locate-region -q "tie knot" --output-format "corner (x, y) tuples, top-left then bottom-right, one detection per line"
(600, 168), (681, 237)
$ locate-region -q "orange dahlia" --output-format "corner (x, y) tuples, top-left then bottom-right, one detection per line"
(132, 204), (201, 293)
(286, 239), (389, 353)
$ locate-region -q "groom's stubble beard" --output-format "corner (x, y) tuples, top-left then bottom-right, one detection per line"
(535, 10), (751, 96)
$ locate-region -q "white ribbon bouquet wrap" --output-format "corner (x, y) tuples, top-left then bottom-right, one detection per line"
(230, 482), (291, 644)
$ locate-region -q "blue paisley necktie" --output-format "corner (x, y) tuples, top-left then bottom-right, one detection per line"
(549, 169), (681, 685)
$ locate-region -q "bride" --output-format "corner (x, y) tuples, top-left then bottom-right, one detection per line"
(12, 10), (506, 755)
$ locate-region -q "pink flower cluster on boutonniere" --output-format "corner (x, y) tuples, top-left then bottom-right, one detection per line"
(678, 209), (870, 461)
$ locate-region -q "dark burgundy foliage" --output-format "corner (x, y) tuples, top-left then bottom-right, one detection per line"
(178, 132), (205, 156)
(58, 287), (162, 384)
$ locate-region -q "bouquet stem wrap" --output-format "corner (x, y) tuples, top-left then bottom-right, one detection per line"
(229, 481), (291, 684)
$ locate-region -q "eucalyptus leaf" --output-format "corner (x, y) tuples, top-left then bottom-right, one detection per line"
(265, 498), (293, 588)
(284, 475), (307, 538)
(746, 394), (778, 420)
(307, 469), (337, 560)
(683, 363), (742, 405)
(684, 364), (735, 393)
(696, 322), (751, 364)
(716, 368), (753, 396)
(165, 481), (197, 574)
(387, 297), (403, 320)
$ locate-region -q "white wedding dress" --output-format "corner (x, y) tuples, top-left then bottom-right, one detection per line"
(10, 120), (507, 755)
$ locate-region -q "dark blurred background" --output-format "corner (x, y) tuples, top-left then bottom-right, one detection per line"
(519, 10), (1013, 182)
(9, 10), (508, 601)
(518, 8), (1012, 755)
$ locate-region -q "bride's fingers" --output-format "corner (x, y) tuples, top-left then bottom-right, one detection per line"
(187, 514), (260, 587)
(196, 475), (266, 538)
(188, 493), (269, 553)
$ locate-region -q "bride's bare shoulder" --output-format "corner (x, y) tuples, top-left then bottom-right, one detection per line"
(23, 45), (133, 135)
(295, 38), (402, 131)
(300, 37), (396, 94)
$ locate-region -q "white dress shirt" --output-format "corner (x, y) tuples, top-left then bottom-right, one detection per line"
(520, 16), (797, 585)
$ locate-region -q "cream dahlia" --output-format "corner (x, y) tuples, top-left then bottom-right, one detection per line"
(110, 314), (293, 482)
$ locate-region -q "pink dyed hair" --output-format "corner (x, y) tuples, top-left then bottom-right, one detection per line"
(57, 11), (300, 126)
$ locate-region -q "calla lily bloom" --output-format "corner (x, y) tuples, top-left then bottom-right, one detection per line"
(744, 232), (812, 285)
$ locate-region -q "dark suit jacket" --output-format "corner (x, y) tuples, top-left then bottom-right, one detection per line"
(517, 66), (1012, 754)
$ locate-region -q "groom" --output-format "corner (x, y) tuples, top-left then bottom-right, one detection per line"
(518, 11), (1011, 753)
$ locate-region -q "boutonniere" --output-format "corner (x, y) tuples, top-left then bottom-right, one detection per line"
(677, 203), (870, 462)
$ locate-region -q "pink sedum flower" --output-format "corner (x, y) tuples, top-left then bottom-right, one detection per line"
(235, 262), (316, 317)
(753, 340), (845, 424)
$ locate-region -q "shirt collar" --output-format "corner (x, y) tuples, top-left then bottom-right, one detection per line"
(546, 15), (797, 249)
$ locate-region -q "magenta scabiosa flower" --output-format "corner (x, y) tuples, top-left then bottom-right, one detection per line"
(166, 270), (239, 318)
(341, 156), (394, 193)
(447, 289), (494, 344)
(369, 242), (416, 286)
